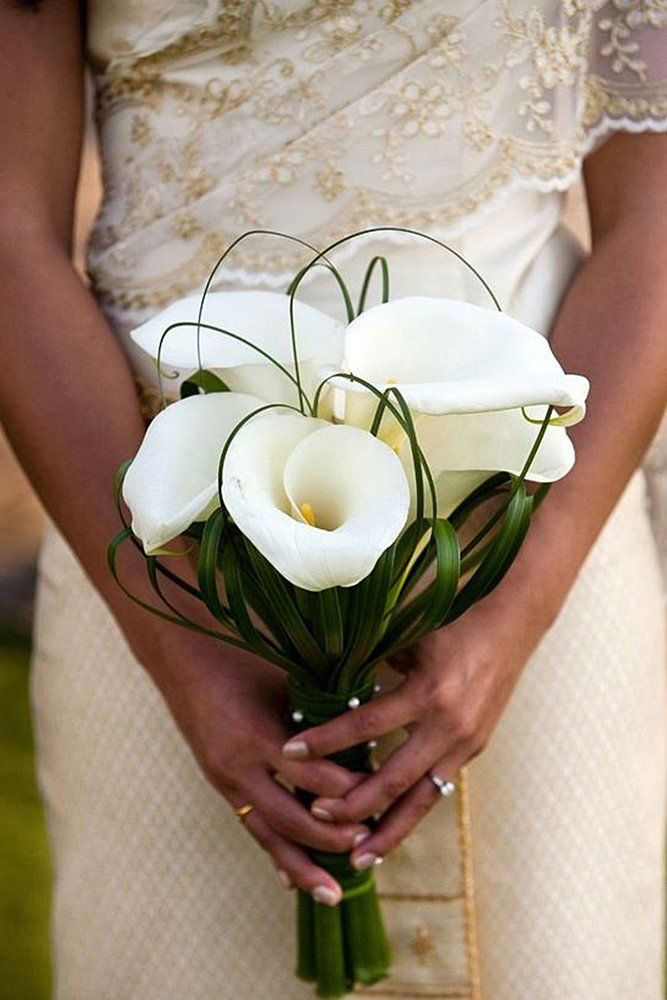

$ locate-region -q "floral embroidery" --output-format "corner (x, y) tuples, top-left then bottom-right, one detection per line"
(130, 113), (152, 147)
(410, 922), (437, 965)
(596, 0), (667, 80)
(497, 2), (589, 133)
(86, 0), (667, 311)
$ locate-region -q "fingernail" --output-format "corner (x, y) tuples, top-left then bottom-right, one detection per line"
(312, 885), (340, 907)
(353, 830), (371, 846)
(353, 852), (383, 871)
(282, 739), (308, 760)
(311, 805), (333, 821)
(277, 870), (292, 891)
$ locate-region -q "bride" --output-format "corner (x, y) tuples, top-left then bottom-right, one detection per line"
(1, 2), (666, 998)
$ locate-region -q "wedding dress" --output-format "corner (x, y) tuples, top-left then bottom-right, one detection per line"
(31, 3), (667, 998)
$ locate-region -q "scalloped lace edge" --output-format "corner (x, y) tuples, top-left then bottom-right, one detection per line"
(211, 116), (667, 291)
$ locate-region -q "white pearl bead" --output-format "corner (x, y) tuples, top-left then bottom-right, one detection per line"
(373, 683), (381, 694)
(347, 696), (360, 709)
(367, 740), (378, 749)
(291, 710), (304, 723)
(441, 781), (456, 797)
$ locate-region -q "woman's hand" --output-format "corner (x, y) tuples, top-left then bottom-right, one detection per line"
(132, 626), (369, 906)
(281, 595), (547, 870)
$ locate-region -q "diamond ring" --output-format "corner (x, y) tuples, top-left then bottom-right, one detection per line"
(429, 773), (456, 797)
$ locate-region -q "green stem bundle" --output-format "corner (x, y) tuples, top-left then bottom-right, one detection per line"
(290, 682), (391, 997)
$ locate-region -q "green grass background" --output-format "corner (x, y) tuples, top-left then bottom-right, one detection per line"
(0, 631), (52, 999)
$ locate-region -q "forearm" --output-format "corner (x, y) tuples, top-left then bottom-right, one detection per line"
(490, 209), (667, 633)
(0, 230), (166, 643)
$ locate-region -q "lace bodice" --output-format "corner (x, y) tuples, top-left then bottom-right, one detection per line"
(85, 0), (667, 316)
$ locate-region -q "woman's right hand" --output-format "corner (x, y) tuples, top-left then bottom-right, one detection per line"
(130, 625), (369, 906)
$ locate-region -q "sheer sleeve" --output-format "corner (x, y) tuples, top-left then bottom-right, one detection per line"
(583, 2), (667, 142)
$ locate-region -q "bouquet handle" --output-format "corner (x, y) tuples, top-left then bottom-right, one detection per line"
(289, 681), (391, 998)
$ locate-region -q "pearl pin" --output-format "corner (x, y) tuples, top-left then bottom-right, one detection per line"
(347, 697), (360, 709)
(291, 709), (304, 723)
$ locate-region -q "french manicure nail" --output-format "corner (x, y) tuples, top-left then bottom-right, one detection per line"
(282, 739), (308, 760)
(277, 870), (292, 890)
(353, 852), (383, 871)
(353, 831), (371, 846)
(311, 805), (333, 821)
(312, 885), (340, 907)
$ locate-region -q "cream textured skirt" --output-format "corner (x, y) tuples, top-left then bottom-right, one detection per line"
(32, 470), (665, 1000)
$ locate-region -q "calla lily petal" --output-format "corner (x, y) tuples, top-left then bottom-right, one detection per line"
(222, 415), (410, 591)
(401, 405), (574, 517)
(123, 392), (264, 552)
(326, 295), (588, 425)
(131, 290), (342, 405)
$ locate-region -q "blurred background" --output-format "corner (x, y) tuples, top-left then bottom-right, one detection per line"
(0, 125), (590, 996)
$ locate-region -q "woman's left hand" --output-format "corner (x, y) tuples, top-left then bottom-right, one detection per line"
(281, 595), (547, 870)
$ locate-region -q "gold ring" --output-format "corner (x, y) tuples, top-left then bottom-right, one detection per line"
(234, 803), (255, 822)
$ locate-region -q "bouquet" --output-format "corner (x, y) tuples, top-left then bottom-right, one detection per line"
(110, 228), (588, 997)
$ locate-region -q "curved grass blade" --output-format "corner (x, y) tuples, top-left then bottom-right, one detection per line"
(198, 509), (234, 627)
(157, 321), (311, 414)
(311, 588), (345, 664)
(337, 545), (396, 689)
(357, 256), (390, 315)
(221, 539), (296, 671)
(108, 527), (254, 652)
(243, 540), (330, 677)
(448, 480), (533, 621)
(114, 459), (203, 602)
(378, 519), (459, 655)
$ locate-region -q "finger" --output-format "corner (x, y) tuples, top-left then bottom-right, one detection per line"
(251, 770), (372, 853)
(309, 726), (441, 824)
(282, 681), (418, 761)
(349, 757), (462, 870)
(241, 809), (343, 906)
(275, 756), (366, 798)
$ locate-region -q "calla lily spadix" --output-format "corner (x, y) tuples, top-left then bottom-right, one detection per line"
(131, 290), (342, 406)
(123, 391), (264, 553)
(321, 296), (589, 511)
(222, 414), (410, 592)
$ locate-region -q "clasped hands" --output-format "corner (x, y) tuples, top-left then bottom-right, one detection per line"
(280, 604), (518, 882)
(165, 596), (541, 908)
(263, 597), (534, 905)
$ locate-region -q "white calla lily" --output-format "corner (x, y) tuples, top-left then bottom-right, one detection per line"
(123, 392), (264, 553)
(412, 405), (575, 515)
(130, 290), (342, 406)
(222, 414), (410, 591)
(323, 296), (589, 510)
(336, 296), (588, 417)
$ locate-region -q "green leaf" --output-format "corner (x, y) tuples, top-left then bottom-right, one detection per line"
(220, 540), (296, 672)
(379, 519), (459, 653)
(336, 545), (396, 688)
(414, 519), (460, 633)
(242, 541), (330, 677)
(311, 588), (345, 663)
(448, 480), (533, 621)
(108, 527), (245, 648)
(449, 473), (510, 530)
(181, 369), (229, 397)
(198, 510), (234, 626)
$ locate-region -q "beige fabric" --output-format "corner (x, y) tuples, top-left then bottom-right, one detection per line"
(84, 0), (667, 306)
(29, 2), (667, 998)
(32, 473), (666, 999)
